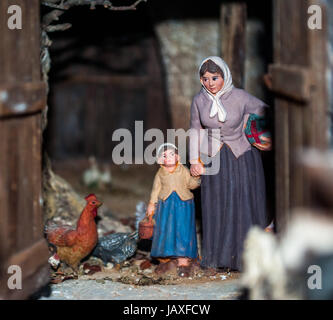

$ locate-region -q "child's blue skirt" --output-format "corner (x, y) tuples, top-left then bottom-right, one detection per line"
(151, 191), (198, 259)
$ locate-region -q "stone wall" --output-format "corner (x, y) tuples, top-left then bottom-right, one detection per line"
(155, 20), (219, 129)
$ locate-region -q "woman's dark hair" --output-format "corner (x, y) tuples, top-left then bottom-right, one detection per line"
(199, 59), (224, 78)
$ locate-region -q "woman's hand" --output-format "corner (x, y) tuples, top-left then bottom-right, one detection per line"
(190, 163), (204, 177)
(146, 202), (155, 218)
(253, 136), (272, 151)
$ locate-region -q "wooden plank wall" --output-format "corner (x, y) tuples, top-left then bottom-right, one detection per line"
(220, 2), (247, 88)
(273, 0), (328, 231)
(0, 0), (49, 299)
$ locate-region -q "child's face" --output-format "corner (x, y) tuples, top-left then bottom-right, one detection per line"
(200, 71), (224, 95)
(159, 149), (179, 167)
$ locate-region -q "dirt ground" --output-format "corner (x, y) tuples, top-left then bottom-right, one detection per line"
(42, 254), (241, 300)
(40, 276), (241, 300)
(48, 254), (241, 286)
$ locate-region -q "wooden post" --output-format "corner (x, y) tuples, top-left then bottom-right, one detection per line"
(146, 38), (170, 133)
(270, 0), (328, 232)
(220, 2), (247, 88)
(0, 0), (49, 299)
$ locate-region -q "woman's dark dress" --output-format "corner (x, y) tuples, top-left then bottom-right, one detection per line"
(200, 144), (267, 271)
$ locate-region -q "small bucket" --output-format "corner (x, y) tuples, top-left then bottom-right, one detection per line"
(139, 218), (154, 239)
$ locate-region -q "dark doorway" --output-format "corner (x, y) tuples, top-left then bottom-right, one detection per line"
(45, 6), (170, 161)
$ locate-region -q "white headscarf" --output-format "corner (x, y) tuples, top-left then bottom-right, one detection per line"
(199, 56), (233, 123)
(156, 143), (178, 159)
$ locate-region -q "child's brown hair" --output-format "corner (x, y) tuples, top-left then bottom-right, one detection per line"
(156, 143), (178, 159)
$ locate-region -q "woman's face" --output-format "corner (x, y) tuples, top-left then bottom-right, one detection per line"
(200, 71), (224, 95)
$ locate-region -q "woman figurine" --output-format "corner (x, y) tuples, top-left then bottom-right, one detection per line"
(190, 56), (269, 271)
(146, 143), (200, 277)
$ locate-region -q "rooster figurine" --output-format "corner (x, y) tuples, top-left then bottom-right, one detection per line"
(45, 194), (102, 271)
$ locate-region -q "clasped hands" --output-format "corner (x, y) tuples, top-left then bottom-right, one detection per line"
(190, 162), (204, 177)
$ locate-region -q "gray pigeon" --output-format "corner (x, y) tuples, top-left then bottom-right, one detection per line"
(92, 201), (146, 264)
(92, 231), (138, 264)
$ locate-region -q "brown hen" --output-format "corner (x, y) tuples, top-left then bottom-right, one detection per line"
(45, 194), (102, 271)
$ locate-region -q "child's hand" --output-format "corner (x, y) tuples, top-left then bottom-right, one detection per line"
(190, 163), (204, 177)
(146, 202), (155, 217)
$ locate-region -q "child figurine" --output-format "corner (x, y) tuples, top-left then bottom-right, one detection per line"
(146, 143), (200, 277)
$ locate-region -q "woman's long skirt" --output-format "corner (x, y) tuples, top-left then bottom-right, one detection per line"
(151, 192), (198, 259)
(201, 145), (267, 271)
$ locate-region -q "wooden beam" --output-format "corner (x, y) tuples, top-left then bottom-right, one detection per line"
(268, 64), (312, 103)
(308, 0), (328, 150)
(62, 75), (148, 88)
(275, 98), (290, 232)
(220, 2), (247, 88)
(272, 0), (329, 232)
(0, 239), (50, 299)
(6, 239), (49, 280)
(0, 0), (49, 299)
(0, 82), (47, 118)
